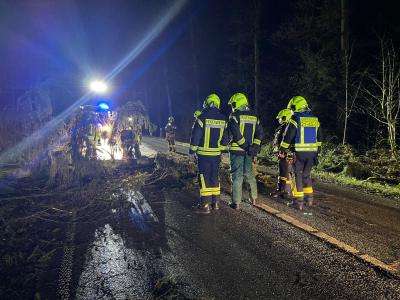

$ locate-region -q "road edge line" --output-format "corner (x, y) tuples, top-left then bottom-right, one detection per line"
(254, 202), (399, 278)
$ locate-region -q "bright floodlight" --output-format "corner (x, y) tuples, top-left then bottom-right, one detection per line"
(98, 101), (110, 111)
(90, 81), (108, 94)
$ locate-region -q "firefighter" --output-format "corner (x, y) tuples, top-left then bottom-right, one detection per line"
(227, 93), (263, 209)
(120, 127), (135, 160)
(280, 96), (322, 210)
(71, 107), (99, 160)
(270, 108), (294, 198)
(133, 122), (142, 159)
(165, 116), (177, 152)
(189, 94), (229, 214)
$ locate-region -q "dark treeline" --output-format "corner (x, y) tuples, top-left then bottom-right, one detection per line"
(217, 0), (400, 154)
(148, 0), (400, 154)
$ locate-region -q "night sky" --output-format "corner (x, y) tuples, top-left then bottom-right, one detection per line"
(1, 0), (400, 140)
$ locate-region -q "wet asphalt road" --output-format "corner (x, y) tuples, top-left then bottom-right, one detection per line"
(143, 136), (400, 265)
(72, 137), (400, 299)
(159, 190), (400, 299)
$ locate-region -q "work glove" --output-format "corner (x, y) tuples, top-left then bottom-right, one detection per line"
(247, 145), (260, 157)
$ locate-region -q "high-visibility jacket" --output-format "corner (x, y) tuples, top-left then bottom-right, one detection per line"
(280, 112), (321, 152)
(189, 107), (229, 156)
(227, 108), (263, 155)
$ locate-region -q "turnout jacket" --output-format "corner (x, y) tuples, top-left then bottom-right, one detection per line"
(165, 122), (176, 134)
(227, 108), (263, 155)
(272, 123), (286, 153)
(189, 107), (229, 156)
(280, 111), (321, 153)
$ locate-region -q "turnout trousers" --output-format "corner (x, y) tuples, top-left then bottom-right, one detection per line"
(277, 156), (292, 193)
(166, 133), (176, 152)
(230, 153), (258, 204)
(197, 155), (221, 206)
(293, 152), (316, 200)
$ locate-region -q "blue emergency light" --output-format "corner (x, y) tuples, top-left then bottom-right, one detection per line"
(97, 101), (110, 111)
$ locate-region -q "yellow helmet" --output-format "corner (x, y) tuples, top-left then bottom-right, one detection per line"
(287, 95), (309, 112)
(193, 110), (201, 118)
(228, 92), (249, 111)
(276, 108), (293, 124)
(203, 93), (220, 109)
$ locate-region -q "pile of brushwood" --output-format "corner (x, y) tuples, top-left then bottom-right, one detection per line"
(0, 157), (158, 299)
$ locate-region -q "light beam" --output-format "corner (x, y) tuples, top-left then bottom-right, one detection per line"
(0, 0), (187, 166)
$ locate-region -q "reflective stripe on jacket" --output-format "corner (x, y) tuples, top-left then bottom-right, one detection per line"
(227, 109), (263, 155)
(189, 107), (229, 156)
(280, 112), (321, 152)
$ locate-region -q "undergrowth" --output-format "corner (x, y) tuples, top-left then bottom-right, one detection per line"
(313, 170), (400, 198)
(258, 141), (400, 198)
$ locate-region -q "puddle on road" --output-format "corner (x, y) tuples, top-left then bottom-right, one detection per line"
(76, 190), (159, 299)
(76, 224), (154, 300)
(125, 190), (159, 232)
(110, 189), (160, 235)
(74, 187), (199, 300)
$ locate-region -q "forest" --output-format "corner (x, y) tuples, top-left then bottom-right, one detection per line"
(0, 0), (399, 189)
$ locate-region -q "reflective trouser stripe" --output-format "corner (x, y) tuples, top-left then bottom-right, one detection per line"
(198, 157), (221, 198)
(293, 190), (304, 198)
(303, 187), (313, 194)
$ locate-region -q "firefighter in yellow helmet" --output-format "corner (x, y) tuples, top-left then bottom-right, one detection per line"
(189, 93), (229, 214)
(227, 93), (263, 209)
(280, 96), (322, 210)
(270, 108), (294, 198)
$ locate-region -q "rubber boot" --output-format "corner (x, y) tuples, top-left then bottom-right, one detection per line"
(195, 203), (210, 214)
(294, 198), (304, 210)
(211, 195), (220, 210)
(230, 203), (240, 210)
(288, 198), (304, 210)
(211, 202), (220, 210)
(305, 196), (314, 206)
(270, 189), (282, 198)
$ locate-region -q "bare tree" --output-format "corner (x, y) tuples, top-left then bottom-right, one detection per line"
(340, 44), (363, 144)
(360, 38), (400, 156)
